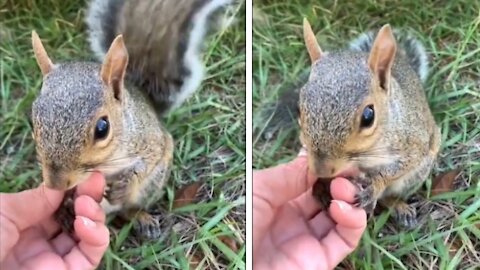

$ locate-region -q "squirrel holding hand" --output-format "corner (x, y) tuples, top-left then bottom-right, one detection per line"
(266, 19), (441, 229)
(30, 0), (233, 239)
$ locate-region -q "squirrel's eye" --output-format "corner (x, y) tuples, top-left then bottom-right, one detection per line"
(360, 105), (375, 128)
(94, 117), (109, 140)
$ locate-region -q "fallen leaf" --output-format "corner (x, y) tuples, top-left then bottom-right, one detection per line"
(218, 236), (238, 252)
(431, 169), (461, 196)
(447, 237), (463, 258)
(173, 182), (202, 209)
(189, 251), (203, 269)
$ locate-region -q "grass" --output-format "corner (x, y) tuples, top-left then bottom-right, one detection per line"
(0, 0), (245, 269)
(253, 0), (480, 269)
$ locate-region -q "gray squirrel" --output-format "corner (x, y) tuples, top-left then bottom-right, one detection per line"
(264, 19), (441, 229)
(30, 0), (233, 239)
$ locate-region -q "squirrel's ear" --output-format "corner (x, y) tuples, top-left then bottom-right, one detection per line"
(303, 18), (323, 64)
(31, 31), (54, 76)
(101, 35), (129, 101)
(368, 24), (397, 90)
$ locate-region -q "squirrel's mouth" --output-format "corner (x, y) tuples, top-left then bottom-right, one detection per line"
(316, 167), (360, 183)
(43, 169), (93, 191)
(333, 166), (361, 180)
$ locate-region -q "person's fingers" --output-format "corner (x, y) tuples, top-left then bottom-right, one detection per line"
(289, 177), (359, 221)
(307, 211), (335, 239)
(0, 214), (20, 262)
(317, 200), (367, 268)
(42, 172), (106, 239)
(75, 195), (106, 224)
(0, 184), (64, 261)
(11, 227), (54, 262)
(290, 188), (321, 219)
(64, 216), (109, 270)
(63, 191), (109, 269)
(76, 172), (106, 203)
(253, 156), (317, 209)
(329, 200), (366, 244)
(50, 232), (76, 256)
(270, 235), (333, 270)
(253, 152), (317, 254)
(19, 253), (67, 270)
(40, 217), (62, 239)
(330, 178), (358, 203)
(0, 184), (64, 231)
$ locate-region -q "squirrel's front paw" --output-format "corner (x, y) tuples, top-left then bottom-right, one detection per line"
(354, 185), (377, 215)
(105, 181), (129, 205)
(133, 211), (162, 240)
(54, 189), (76, 234)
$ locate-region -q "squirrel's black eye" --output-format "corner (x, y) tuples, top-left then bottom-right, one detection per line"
(360, 105), (375, 128)
(94, 117), (109, 140)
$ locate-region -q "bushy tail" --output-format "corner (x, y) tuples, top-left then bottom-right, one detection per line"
(348, 29), (429, 83)
(86, 0), (233, 114)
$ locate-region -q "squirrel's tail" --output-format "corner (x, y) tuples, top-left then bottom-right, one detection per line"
(86, 0), (233, 114)
(349, 29), (429, 83)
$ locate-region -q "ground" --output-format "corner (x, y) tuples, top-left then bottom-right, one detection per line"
(0, 0), (245, 269)
(253, 1), (480, 269)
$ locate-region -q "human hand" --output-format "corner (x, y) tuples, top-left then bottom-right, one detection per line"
(0, 172), (110, 270)
(253, 152), (367, 270)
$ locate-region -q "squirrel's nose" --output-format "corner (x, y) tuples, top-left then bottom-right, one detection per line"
(42, 169), (71, 190)
(312, 158), (360, 179)
(321, 161), (336, 176)
(311, 159), (337, 178)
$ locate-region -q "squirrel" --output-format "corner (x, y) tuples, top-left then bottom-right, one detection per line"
(264, 19), (441, 229)
(29, 0), (233, 240)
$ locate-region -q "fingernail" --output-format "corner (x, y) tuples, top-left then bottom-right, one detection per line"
(297, 146), (308, 157)
(79, 216), (96, 228)
(332, 200), (352, 211)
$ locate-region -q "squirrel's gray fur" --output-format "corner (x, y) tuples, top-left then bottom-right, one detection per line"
(297, 22), (441, 229)
(260, 27), (429, 140)
(349, 29), (429, 82)
(30, 0), (234, 239)
(32, 63), (104, 175)
(86, 0), (233, 114)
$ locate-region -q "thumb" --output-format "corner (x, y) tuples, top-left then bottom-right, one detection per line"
(317, 200), (366, 268)
(253, 153), (317, 208)
(0, 184), (64, 231)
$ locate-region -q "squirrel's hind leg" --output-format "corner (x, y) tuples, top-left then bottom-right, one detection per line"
(127, 156), (172, 240)
(380, 197), (418, 230)
(380, 155), (434, 230)
(120, 208), (163, 240)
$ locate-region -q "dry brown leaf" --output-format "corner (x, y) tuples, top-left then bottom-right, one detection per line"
(173, 182), (202, 209)
(431, 169), (461, 196)
(448, 238), (463, 258)
(218, 235), (238, 252)
(189, 251), (203, 269)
